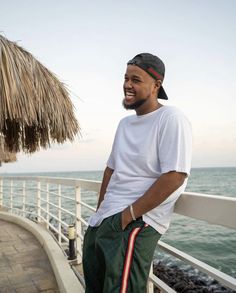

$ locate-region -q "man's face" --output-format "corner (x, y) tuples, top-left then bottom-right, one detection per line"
(123, 65), (157, 110)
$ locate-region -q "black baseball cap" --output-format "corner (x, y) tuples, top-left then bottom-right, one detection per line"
(127, 53), (168, 100)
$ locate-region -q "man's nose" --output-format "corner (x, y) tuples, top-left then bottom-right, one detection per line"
(124, 80), (133, 89)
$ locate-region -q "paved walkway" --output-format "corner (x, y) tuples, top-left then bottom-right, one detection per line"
(0, 219), (59, 293)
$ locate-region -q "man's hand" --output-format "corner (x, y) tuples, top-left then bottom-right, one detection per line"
(121, 207), (133, 230)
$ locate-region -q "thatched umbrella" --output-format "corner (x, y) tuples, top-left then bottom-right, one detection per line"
(0, 35), (79, 153)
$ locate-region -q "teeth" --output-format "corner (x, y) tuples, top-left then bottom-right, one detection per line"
(126, 92), (135, 96)
(124, 91), (135, 101)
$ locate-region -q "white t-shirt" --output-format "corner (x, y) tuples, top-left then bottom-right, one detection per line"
(89, 106), (192, 234)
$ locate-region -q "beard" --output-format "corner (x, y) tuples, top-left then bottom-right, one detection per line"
(122, 98), (147, 110)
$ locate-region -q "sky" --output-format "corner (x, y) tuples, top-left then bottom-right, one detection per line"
(0, 0), (236, 173)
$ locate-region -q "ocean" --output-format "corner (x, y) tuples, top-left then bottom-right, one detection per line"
(2, 167), (236, 279)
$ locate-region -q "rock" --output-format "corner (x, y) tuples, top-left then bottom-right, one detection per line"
(173, 281), (188, 291)
(153, 262), (234, 293)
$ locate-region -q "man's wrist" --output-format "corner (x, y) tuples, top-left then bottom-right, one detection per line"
(121, 207), (133, 230)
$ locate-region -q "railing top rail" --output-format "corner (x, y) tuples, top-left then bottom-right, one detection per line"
(174, 192), (236, 230)
(1, 175), (235, 197)
(1, 175), (235, 201)
(0, 176), (101, 192)
(183, 191), (236, 201)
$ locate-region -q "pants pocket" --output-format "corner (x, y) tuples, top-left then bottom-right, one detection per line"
(111, 211), (123, 232)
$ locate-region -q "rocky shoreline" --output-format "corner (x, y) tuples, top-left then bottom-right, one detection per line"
(153, 261), (235, 293)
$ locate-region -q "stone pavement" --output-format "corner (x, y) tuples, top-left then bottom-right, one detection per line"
(0, 219), (59, 293)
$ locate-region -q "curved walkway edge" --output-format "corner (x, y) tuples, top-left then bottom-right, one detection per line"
(0, 211), (84, 293)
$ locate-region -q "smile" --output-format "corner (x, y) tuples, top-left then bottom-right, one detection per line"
(125, 91), (135, 101)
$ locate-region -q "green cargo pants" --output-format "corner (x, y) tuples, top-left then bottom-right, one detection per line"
(82, 212), (161, 293)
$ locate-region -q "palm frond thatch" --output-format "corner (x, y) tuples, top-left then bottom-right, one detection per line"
(0, 152), (17, 163)
(0, 35), (79, 153)
(0, 136), (17, 163)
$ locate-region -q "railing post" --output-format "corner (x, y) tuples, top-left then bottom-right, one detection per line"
(58, 184), (62, 245)
(22, 181), (26, 216)
(37, 181), (41, 222)
(0, 179), (3, 207)
(147, 262), (154, 293)
(10, 180), (13, 212)
(46, 183), (49, 229)
(75, 185), (82, 264)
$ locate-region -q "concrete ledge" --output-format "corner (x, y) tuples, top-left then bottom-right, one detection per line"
(0, 211), (84, 293)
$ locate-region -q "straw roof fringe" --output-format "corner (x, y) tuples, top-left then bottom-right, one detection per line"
(0, 35), (79, 153)
(0, 136), (17, 163)
(0, 151), (17, 163)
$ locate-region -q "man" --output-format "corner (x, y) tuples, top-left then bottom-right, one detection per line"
(82, 53), (192, 293)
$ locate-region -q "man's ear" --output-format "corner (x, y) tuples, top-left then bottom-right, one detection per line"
(155, 80), (162, 90)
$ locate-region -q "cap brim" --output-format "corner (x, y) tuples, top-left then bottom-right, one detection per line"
(158, 86), (168, 100)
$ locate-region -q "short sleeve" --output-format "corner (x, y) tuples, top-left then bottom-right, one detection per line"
(158, 114), (192, 176)
(107, 150), (115, 169)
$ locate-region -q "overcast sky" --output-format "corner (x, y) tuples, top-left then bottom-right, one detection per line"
(0, 0), (236, 173)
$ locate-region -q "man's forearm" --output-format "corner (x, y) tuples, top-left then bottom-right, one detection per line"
(97, 166), (114, 210)
(122, 171), (187, 228)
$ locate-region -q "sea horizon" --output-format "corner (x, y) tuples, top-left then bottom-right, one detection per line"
(1, 165), (236, 176)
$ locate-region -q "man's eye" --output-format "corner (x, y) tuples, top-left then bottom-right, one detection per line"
(133, 79), (141, 83)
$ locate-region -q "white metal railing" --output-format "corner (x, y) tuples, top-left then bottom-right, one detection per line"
(0, 176), (235, 292)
